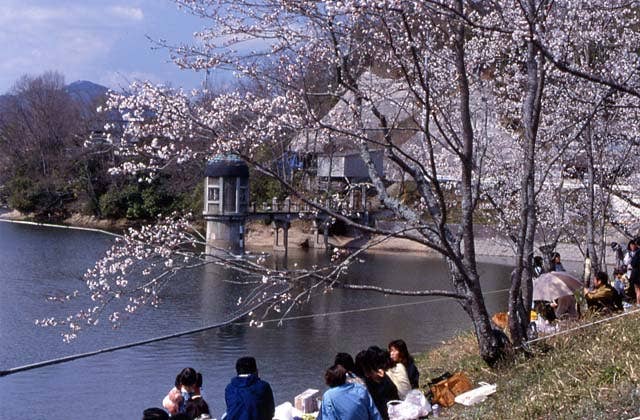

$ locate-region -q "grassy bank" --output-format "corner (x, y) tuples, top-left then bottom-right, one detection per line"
(415, 311), (640, 419)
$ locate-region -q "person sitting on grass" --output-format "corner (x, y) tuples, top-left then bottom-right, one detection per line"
(533, 300), (557, 323)
(225, 356), (275, 420)
(388, 339), (420, 389)
(163, 367), (203, 415)
(550, 294), (578, 320)
(382, 349), (411, 400)
(612, 267), (629, 298)
(355, 348), (399, 420)
(334, 352), (365, 386)
(317, 364), (382, 420)
(585, 271), (623, 313)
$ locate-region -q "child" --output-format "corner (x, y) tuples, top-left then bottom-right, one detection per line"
(613, 268), (626, 296)
(163, 367), (201, 415)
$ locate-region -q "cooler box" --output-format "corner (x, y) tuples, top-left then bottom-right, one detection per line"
(294, 388), (320, 413)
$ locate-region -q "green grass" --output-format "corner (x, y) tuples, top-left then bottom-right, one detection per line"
(415, 312), (640, 419)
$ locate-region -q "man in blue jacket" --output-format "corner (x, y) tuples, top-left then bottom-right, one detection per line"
(225, 356), (275, 420)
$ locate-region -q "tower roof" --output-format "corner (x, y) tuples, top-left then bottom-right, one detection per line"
(205, 154), (249, 177)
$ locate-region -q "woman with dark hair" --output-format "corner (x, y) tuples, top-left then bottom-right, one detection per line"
(318, 365), (382, 420)
(177, 367), (202, 404)
(355, 348), (399, 420)
(381, 349), (410, 399)
(180, 368), (198, 389)
(334, 352), (364, 385)
(388, 339), (420, 389)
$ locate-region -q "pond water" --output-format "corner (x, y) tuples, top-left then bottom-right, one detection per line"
(0, 221), (515, 419)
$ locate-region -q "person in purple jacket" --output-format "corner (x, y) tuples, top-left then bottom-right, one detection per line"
(224, 356), (275, 420)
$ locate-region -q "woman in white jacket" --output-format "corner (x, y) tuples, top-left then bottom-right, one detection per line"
(383, 351), (411, 399)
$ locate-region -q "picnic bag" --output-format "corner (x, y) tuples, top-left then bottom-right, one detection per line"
(429, 371), (473, 408)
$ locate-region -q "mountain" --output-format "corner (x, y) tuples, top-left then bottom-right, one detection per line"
(65, 80), (109, 106)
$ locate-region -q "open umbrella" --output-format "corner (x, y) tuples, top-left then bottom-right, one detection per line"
(533, 271), (583, 302)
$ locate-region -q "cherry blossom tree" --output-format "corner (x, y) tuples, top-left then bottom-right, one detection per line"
(40, 0), (640, 364)
(476, 0), (640, 345)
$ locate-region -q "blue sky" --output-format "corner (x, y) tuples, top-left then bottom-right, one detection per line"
(0, 0), (229, 93)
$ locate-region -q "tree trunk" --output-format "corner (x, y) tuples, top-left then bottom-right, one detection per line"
(509, 2), (544, 347)
(447, 259), (502, 365)
(584, 122), (600, 276)
(453, 0), (504, 364)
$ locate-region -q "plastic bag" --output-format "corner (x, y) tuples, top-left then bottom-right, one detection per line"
(273, 401), (294, 420)
(404, 390), (431, 416)
(387, 400), (420, 420)
(387, 390), (431, 420)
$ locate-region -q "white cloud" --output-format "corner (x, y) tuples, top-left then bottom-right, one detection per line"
(0, 0), (205, 93)
(0, 2), (144, 28)
(110, 6), (144, 21)
(0, 1), (149, 92)
(0, 5), (64, 26)
(1, 6), (66, 23)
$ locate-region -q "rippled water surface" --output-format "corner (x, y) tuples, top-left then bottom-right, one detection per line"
(0, 221), (516, 419)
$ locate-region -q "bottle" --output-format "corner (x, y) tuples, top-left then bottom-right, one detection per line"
(432, 403), (440, 417)
(527, 321), (538, 340)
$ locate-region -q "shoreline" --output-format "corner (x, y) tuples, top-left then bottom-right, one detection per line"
(0, 209), (610, 263)
(0, 210), (127, 236)
(0, 209), (129, 234)
(245, 220), (604, 263)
